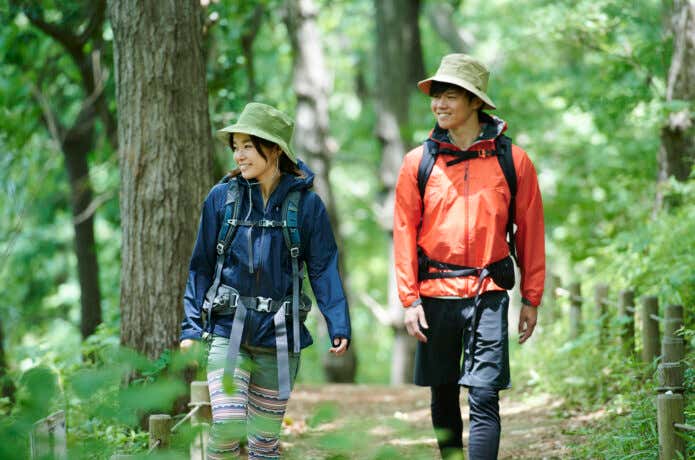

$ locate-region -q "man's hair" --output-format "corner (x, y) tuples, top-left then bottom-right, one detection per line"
(429, 81), (477, 102)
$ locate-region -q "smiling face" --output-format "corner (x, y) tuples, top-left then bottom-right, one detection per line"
(430, 85), (482, 131)
(231, 133), (281, 182)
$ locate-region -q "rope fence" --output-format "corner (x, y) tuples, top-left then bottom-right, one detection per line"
(548, 276), (690, 460)
(109, 381), (212, 459)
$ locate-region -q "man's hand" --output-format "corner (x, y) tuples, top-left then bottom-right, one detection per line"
(518, 305), (538, 344)
(329, 337), (349, 356)
(404, 304), (429, 343)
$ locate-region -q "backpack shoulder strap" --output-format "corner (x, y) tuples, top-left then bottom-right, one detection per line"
(417, 140), (438, 201)
(281, 189), (303, 353)
(495, 135), (518, 264)
(281, 190), (302, 256)
(496, 135), (516, 197)
(203, 178), (242, 322)
(216, 178), (242, 256)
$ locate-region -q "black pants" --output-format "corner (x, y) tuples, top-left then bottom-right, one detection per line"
(414, 292), (510, 459)
(431, 384), (500, 460)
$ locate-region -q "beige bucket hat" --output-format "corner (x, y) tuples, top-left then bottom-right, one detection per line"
(216, 102), (297, 164)
(417, 53), (496, 110)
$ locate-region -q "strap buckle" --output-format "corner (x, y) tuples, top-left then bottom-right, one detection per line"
(256, 297), (271, 312)
(216, 242), (225, 255)
(290, 247), (299, 258)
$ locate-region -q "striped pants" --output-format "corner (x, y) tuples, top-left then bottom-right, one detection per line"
(207, 336), (300, 459)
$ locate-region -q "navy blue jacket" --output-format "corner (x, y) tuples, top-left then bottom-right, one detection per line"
(180, 161), (351, 350)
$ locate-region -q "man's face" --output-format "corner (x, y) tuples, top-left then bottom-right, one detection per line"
(430, 88), (482, 130)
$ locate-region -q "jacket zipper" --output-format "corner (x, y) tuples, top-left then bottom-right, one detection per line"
(255, 193), (276, 288)
(464, 161), (470, 263)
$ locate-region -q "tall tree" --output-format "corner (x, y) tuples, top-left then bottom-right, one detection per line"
(18, 0), (115, 338)
(373, 0), (424, 385)
(656, 0), (695, 211)
(425, 1), (474, 52)
(240, 4), (264, 100)
(284, 0), (357, 382)
(0, 318), (15, 402)
(109, 0), (214, 359)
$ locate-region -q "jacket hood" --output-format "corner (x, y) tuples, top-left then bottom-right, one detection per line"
(429, 112), (508, 153)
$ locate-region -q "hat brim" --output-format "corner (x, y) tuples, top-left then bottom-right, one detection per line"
(417, 76), (496, 110)
(216, 123), (297, 164)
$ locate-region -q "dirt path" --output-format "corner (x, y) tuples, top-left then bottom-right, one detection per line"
(281, 384), (596, 459)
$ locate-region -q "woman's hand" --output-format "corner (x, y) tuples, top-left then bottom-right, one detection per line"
(180, 339), (196, 351)
(329, 337), (349, 356)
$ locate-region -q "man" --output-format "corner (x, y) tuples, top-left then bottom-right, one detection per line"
(393, 53), (545, 459)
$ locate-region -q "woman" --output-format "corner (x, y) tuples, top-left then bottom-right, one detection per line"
(180, 102), (350, 459)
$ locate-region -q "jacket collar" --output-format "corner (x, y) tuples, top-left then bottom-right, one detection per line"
(428, 112), (507, 154)
(233, 159), (315, 211)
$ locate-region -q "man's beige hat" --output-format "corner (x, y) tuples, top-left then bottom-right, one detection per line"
(417, 53), (496, 110)
(216, 102), (297, 164)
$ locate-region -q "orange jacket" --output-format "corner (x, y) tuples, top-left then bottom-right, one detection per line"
(394, 116), (545, 307)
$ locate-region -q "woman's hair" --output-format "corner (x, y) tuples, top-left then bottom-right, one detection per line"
(227, 134), (304, 178)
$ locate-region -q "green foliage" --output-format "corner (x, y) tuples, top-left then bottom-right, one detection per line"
(2, 0), (694, 457)
(1, 327), (202, 459)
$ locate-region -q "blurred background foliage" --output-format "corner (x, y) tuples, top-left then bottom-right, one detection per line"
(0, 0), (693, 458)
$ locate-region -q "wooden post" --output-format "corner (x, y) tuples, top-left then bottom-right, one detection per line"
(656, 304), (686, 460)
(30, 410), (66, 460)
(657, 392), (685, 460)
(190, 381), (212, 423)
(149, 414), (172, 450)
(552, 274), (562, 320)
(545, 273), (558, 324)
(662, 305), (684, 363)
(594, 283), (609, 344)
(569, 282), (582, 339)
(641, 296), (660, 365)
(190, 381), (211, 460)
(618, 290), (635, 357)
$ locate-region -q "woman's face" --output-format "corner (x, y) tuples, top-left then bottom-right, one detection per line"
(232, 133), (279, 182)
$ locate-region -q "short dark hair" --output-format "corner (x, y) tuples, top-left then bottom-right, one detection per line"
(429, 81), (477, 102)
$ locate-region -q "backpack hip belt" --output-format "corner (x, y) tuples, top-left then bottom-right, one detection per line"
(210, 284), (311, 317)
(417, 252), (515, 373)
(211, 284), (310, 401)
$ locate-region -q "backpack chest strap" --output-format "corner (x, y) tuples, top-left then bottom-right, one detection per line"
(228, 219), (288, 228)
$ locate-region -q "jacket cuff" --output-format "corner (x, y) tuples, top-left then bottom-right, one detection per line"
(404, 298), (422, 308)
(521, 297), (538, 307)
(329, 331), (351, 350)
(180, 331), (203, 342)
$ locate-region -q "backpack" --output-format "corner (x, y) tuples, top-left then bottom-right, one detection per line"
(202, 177), (304, 351)
(416, 134), (518, 263)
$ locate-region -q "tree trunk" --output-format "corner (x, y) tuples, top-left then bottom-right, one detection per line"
(425, 1), (474, 53)
(374, 0), (424, 385)
(284, 0), (357, 382)
(63, 142), (102, 338)
(0, 316), (15, 402)
(24, 3), (109, 339)
(109, 0), (214, 359)
(656, 0), (695, 211)
(240, 4), (264, 100)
